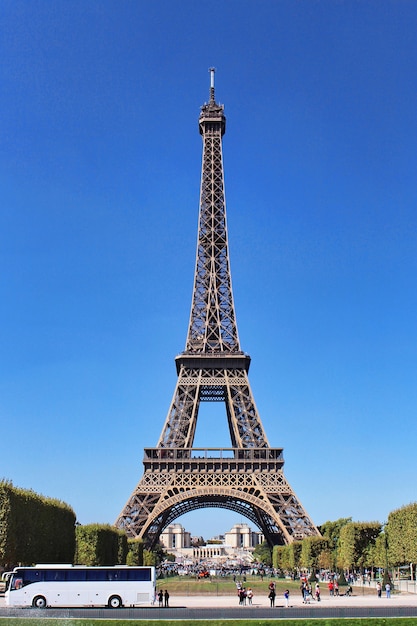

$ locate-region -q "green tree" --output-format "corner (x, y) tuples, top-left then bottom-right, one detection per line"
(253, 541), (272, 566)
(273, 541), (303, 573)
(300, 536), (329, 571)
(142, 542), (167, 567)
(290, 541), (303, 572)
(319, 517), (352, 570)
(338, 522), (381, 571)
(317, 548), (333, 570)
(386, 503), (417, 566)
(143, 549), (156, 566)
(273, 545), (290, 570)
(319, 518), (352, 544)
(368, 533), (387, 569)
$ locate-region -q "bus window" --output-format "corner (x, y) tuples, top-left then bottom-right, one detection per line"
(66, 569), (86, 582)
(45, 570), (65, 582)
(127, 568), (151, 581)
(86, 569), (107, 582)
(18, 569), (43, 586)
(108, 569), (127, 581)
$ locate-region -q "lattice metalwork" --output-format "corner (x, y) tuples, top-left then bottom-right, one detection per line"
(116, 70), (320, 548)
(116, 448), (318, 548)
(158, 362), (268, 449)
(186, 97), (238, 354)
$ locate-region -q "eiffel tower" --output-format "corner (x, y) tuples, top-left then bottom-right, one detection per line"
(116, 69), (319, 548)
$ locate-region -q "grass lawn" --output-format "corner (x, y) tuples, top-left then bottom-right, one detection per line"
(154, 574), (375, 597)
(0, 617), (417, 626)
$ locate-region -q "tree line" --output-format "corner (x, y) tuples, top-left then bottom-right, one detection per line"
(273, 506), (417, 577)
(1, 480), (416, 572)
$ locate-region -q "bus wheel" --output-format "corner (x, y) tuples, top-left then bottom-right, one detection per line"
(108, 595), (122, 608)
(32, 595), (47, 609)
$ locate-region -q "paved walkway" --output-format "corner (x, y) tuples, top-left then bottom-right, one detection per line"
(1, 590), (416, 621)
(165, 591), (416, 610)
(1, 590), (416, 610)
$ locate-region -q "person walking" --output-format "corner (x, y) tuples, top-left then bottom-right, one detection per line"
(238, 587), (245, 605)
(377, 581), (382, 598)
(164, 589), (170, 607)
(157, 589), (163, 607)
(268, 586), (276, 607)
(303, 585), (311, 604)
(315, 583), (321, 602)
(247, 587), (253, 605)
(385, 583), (391, 598)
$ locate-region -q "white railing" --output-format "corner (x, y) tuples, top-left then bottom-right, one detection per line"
(353, 579), (417, 595)
(394, 579), (417, 594)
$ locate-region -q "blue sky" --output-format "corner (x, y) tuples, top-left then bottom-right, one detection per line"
(1, 0), (416, 539)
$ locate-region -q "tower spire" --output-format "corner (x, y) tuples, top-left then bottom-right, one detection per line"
(209, 66), (216, 103)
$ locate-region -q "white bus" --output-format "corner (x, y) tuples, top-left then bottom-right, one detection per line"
(4, 564), (156, 608)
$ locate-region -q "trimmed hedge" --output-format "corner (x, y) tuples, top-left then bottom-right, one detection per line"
(0, 480), (76, 567)
(126, 537), (144, 565)
(75, 524), (127, 565)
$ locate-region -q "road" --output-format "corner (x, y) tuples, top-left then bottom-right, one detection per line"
(1, 590), (417, 620)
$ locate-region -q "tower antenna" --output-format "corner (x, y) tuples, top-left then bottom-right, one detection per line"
(209, 67), (216, 102)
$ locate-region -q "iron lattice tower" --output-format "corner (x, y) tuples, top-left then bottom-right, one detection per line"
(116, 70), (319, 548)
